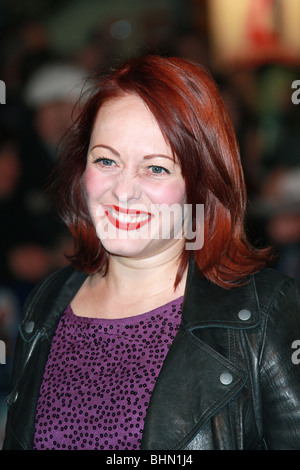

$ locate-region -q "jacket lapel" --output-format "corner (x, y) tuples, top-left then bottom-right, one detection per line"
(6, 266), (88, 450)
(140, 324), (247, 450)
(140, 260), (259, 450)
(20, 266), (88, 339)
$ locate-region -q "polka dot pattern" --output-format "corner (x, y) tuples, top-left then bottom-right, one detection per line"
(33, 297), (183, 450)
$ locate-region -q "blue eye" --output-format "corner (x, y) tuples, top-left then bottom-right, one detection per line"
(150, 165), (170, 174)
(95, 157), (115, 166)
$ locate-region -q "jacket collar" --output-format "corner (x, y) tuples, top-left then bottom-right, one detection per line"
(19, 266), (88, 342)
(181, 257), (261, 330)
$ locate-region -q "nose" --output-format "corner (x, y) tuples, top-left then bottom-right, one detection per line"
(111, 173), (141, 203)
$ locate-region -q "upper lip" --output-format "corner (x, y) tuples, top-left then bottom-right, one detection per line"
(103, 204), (152, 216)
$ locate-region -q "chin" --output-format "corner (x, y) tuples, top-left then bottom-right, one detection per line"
(101, 238), (153, 258)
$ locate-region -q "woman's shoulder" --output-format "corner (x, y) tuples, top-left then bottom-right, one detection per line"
(21, 265), (87, 325)
(252, 266), (296, 290)
(252, 267), (300, 316)
(24, 265), (79, 302)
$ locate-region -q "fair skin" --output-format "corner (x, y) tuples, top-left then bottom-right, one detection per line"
(71, 94), (188, 319)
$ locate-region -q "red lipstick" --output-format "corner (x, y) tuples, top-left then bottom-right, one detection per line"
(102, 204), (152, 231)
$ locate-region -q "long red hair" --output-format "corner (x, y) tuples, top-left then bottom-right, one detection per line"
(50, 55), (275, 288)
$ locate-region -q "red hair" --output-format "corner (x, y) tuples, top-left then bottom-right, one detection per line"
(50, 55), (275, 288)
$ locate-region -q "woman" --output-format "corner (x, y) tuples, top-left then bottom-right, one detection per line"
(3, 55), (300, 450)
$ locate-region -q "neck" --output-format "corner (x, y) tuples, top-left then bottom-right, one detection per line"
(97, 244), (188, 302)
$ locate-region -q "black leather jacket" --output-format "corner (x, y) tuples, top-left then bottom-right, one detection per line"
(3, 261), (300, 450)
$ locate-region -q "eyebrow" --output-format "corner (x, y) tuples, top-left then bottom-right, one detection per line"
(90, 144), (120, 157)
(90, 144), (175, 162)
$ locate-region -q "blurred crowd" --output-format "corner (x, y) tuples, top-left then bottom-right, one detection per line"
(1, 0), (300, 447)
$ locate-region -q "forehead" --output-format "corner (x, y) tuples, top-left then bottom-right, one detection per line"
(93, 94), (156, 130)
(89, 94), (172, 154)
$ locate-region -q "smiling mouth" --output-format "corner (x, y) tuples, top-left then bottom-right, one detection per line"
(102, 205), (153, 231)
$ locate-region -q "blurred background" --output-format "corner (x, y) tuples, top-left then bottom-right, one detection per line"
(0, 0), (300, 447)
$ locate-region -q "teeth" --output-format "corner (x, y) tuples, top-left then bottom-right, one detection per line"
(110, 208), (149, 224)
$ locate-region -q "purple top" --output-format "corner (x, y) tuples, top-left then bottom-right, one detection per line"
(33, 297), (183, 450)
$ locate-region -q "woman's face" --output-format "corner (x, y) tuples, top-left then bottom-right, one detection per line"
(85, 94), (186, 260)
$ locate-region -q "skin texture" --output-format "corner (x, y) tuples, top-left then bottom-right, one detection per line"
(85, 94), (186, 260)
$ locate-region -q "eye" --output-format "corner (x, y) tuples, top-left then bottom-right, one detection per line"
(149, 165), (171, 175)
(94, 157), (116, 167)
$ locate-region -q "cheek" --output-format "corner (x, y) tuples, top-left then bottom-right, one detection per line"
(148, 180), (186, 206)
(84, 167), (107, 201)
(84, 167), (97, 198)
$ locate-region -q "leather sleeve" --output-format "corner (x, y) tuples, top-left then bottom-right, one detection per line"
(259, 278), (300, 449)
